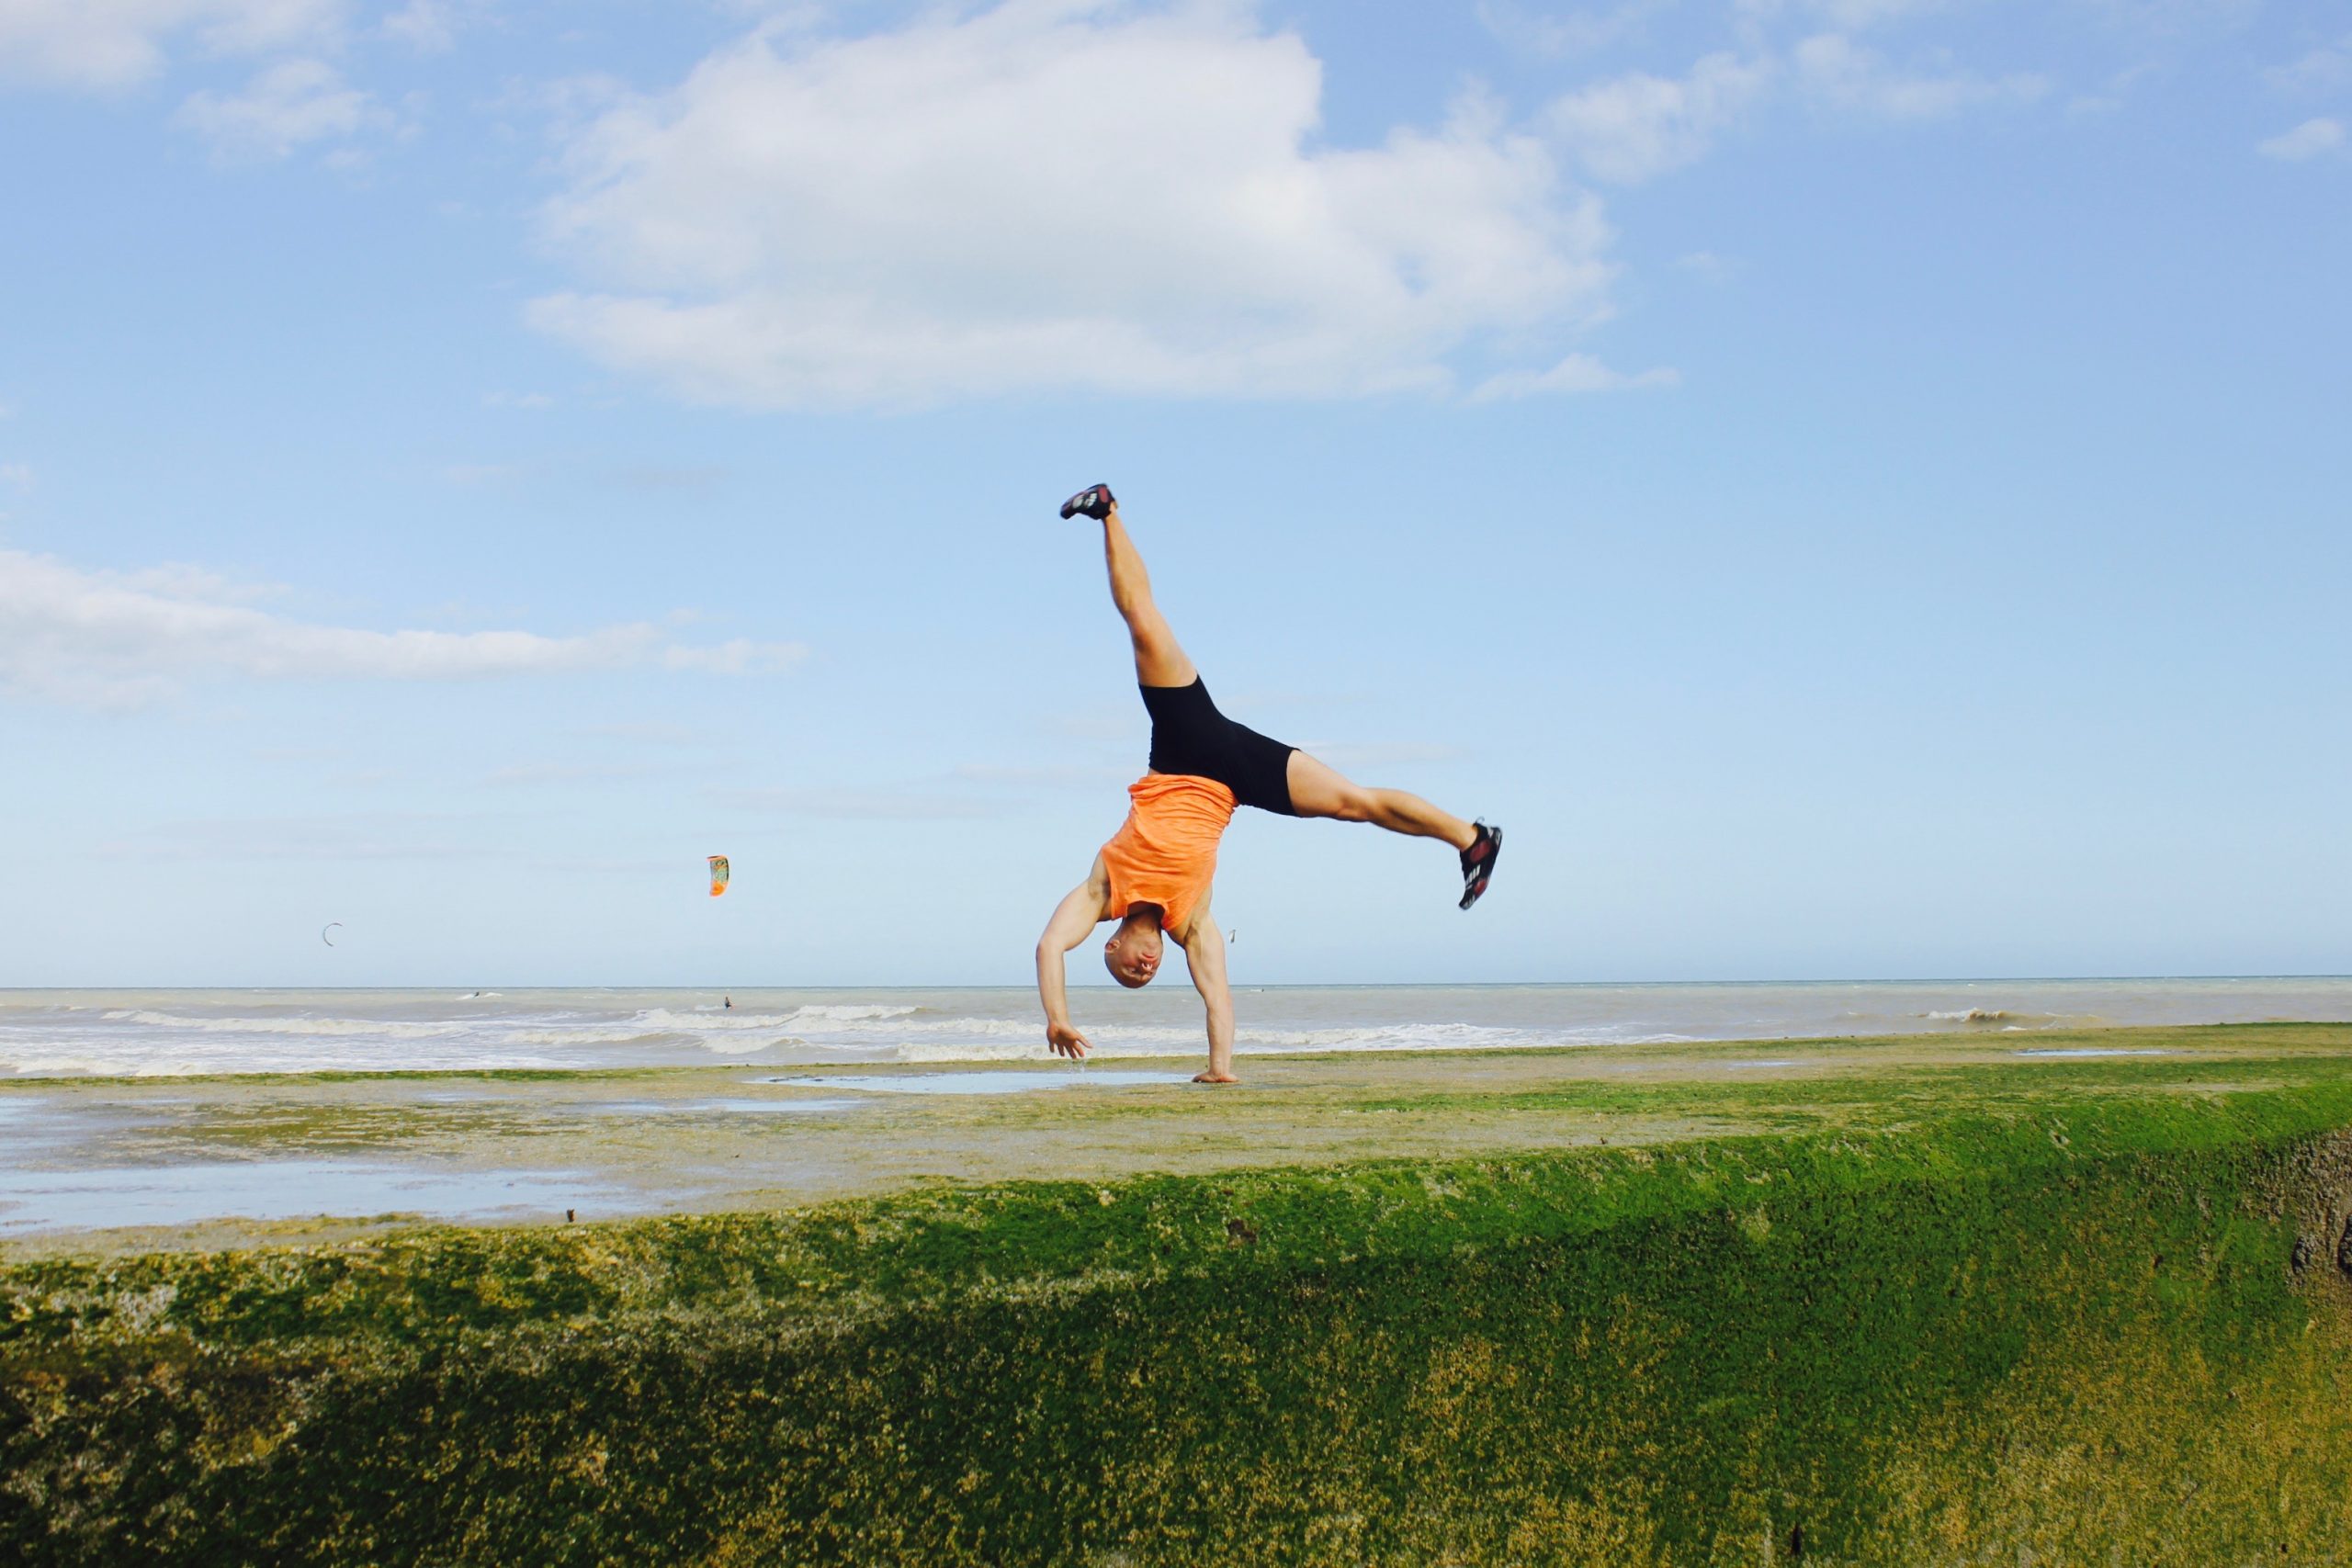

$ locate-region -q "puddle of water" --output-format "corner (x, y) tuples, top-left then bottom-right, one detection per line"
(0, 1161), (630, 1234)
(1724, 1060), (1803, 1069)
(2013, 1048), (2172, 1059)
(583, 1098), (864, 1116)
(771, 1070), (1199, 1096)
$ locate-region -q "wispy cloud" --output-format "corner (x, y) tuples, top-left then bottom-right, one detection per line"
(1470, 353), (1678, 401)
(1736, 0), (1955, 30)
(0, 0), (344, 91)
(577, 719), (704, 747)
(1676, 250), (1742, 283)
(381, 0), (487, 55)
(485, 761), (673, 786)
(0, 547), (804, 709)
(1476, 0), (1678, 59)
(712, 785), (1014, 820)
(1544, 51), (1775, 184)
(2267, 33), (2352, 96)
(1538, 28), (2038, 191)
(1792, 33), (2047, 119)
(175, 57), (391, 163)
(2258, 117), (2346, 162)
(607, 465), (729, 493)
(954, 761), (1135, 792)
(94, 809), (520, 862)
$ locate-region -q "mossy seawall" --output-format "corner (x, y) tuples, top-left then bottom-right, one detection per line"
(7, 1082), (2352, 1565)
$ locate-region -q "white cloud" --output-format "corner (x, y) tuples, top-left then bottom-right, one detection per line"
(2258, 117), (2346, 161)
(1468, 352), (1677, 401)
(0, 462), (30, 491)
(1792, 33), (2046, 119)
(0, 0), (342, 91)
(530, 1), (1620, 409)
(174, 56), (385, 161)
(1544, 51), (1774, 183)
(0, 547), (803, 708)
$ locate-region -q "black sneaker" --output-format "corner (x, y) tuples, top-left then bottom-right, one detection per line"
(1060, 483), (1116, 521)
(1459, 821), (1502, 911)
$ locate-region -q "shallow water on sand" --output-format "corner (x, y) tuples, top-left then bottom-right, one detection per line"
(0, 1161), (623, 1234)
(3, 977), (2347, 1079)
(787, 1070), (1202, 1096)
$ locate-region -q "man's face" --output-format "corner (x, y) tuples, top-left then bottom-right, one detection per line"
(1105, 930), (1162, 987)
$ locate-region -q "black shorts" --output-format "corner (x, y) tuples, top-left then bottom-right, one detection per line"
(1141, 678), (1299, 817)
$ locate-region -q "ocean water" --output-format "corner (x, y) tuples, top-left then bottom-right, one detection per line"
(2, 977), (2346, 1078)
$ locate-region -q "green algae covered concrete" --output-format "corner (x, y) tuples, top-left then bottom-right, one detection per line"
(6, 1024), (2352, 1563)
(6, 1021), (2348, 1255)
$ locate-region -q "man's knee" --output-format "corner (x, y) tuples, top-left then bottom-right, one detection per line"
(1128, 619), (1193, 688)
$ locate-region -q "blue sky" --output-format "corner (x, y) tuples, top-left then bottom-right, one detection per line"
(1, 0), (2346, 987)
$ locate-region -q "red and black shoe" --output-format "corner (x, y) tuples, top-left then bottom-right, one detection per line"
(1060, 483), (1116, 521)
(1459, 821), (1502, 911)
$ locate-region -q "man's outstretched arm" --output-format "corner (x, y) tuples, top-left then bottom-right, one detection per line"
(1036, 867), (1108, 1059)
(1180, 910), (1238, 1083)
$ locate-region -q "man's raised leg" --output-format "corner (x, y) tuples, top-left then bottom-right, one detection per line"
(1070, 486), (1195, 689)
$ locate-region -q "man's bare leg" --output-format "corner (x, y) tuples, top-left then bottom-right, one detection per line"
(1285, 750), (1476, 850)
(1094, 497), (1195, 689)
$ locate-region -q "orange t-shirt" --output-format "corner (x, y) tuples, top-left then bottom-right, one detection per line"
(1100, 773), (1237, 936)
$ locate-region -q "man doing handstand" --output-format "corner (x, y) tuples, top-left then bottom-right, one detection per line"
(1035, 484), (1502, 1084)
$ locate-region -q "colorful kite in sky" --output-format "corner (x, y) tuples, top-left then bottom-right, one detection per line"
(707, 855), (730, 897)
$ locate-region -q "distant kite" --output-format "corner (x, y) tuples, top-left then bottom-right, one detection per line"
(322, 922), (343, 947)
(707, 855), (730, 897)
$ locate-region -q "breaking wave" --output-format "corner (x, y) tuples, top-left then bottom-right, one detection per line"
(1920, 1009), (2063, 1028)
(7, 978), (2344, 1078)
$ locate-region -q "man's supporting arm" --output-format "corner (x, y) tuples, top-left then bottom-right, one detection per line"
(1036, 867), (1108, 1059)
(1181, 911), (1238, 1083)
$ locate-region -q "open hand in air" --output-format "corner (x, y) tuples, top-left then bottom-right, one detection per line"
(1047, 1021), (1091, 1060)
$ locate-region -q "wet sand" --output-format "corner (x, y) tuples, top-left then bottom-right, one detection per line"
(3, 1022), (2344, 1257)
